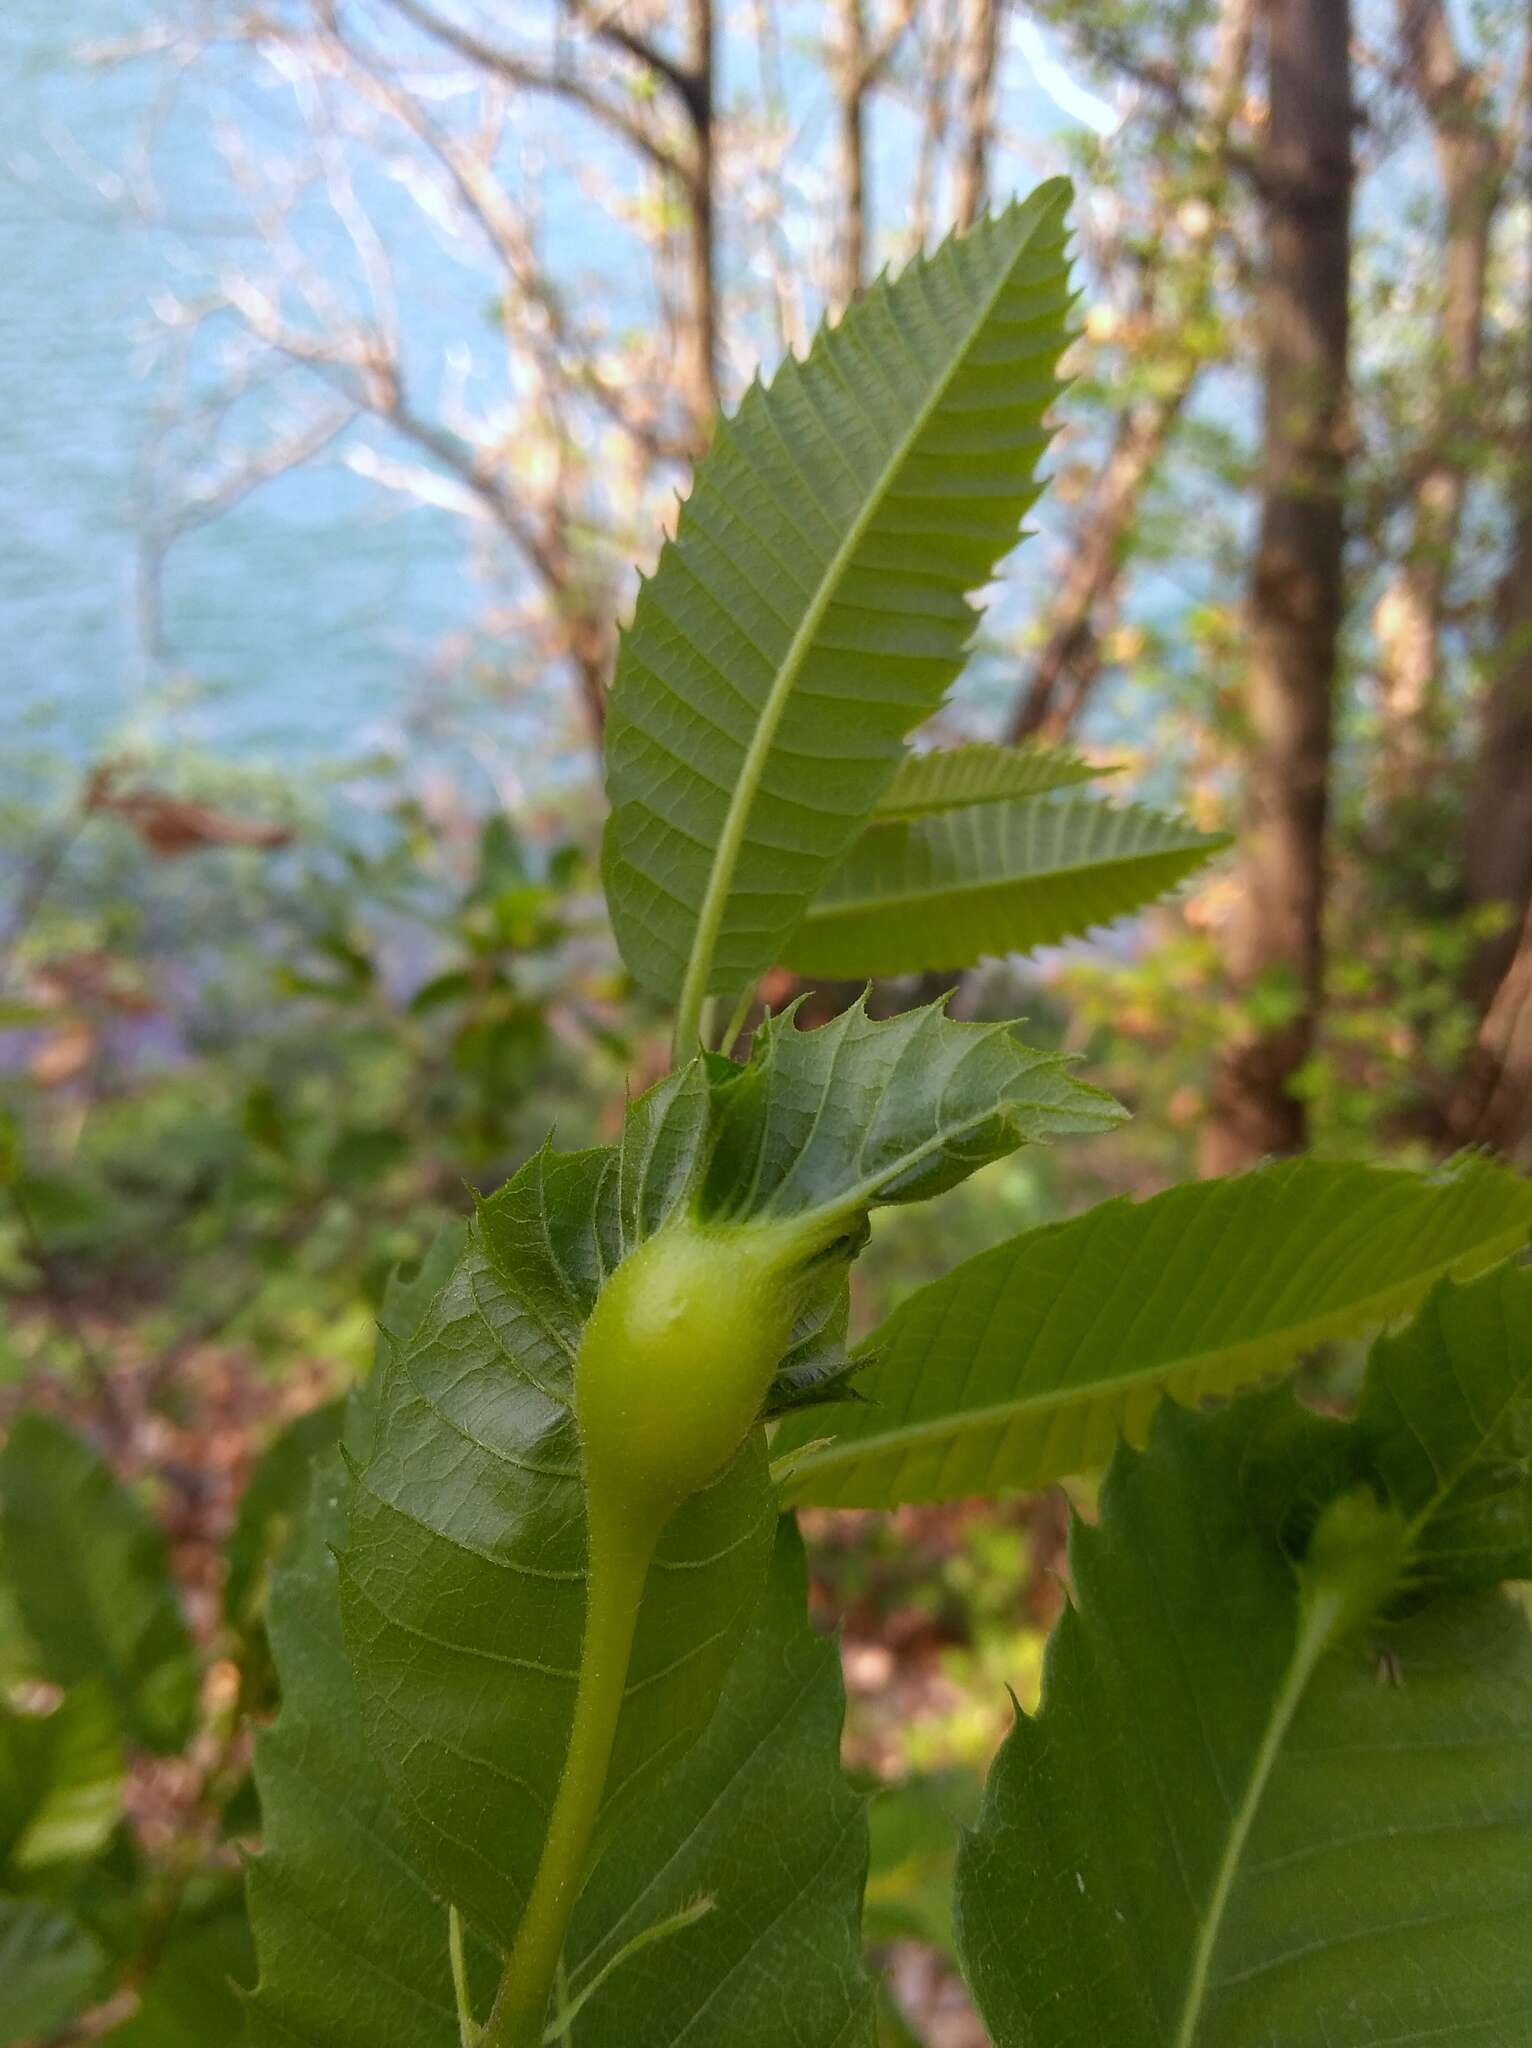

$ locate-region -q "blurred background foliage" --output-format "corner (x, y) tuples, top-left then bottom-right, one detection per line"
(2, 0), (1531, 2039)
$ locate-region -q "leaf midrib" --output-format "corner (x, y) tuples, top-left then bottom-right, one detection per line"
(1169, 1582), (1343, 2048)
(670, 197), (1060, 1051)
(780, 1236), (1531, 1497)
(802, 828), (1212, 920)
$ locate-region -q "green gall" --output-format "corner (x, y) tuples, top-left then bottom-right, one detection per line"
(1299, 1485), (1411, 1645)
(575, 1223), (798, 1534)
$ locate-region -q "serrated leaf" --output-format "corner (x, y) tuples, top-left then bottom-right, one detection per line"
(602, 183), (1076, 1035)
(0, 1416), (197, 1751)
(245, 1447), (487, 2048)
(955, 1394), (1532, 2047)
(701, 998), (1123, 1227)
(1358, 1261), (1532, 1591)
(775, 1155), (1532, 1507)
(0, 1895), (101, 2044)
(784, 795), (1225, 977)
(560, 1519), (876, 2046)
(340, 1004), (1109, 1970)
(874, 742), (1107, 819)
(0, 1682), (120, 1877)
(339, 1139), (778, 1958)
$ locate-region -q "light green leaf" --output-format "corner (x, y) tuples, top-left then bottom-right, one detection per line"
(561, 1520), (876, 2046)
(775, 1155), (1532, 1507)
(0, 1415), (197, 1751)
(1358, 1261), (1532, 1590)
(784, 795), (1225, 977)
(341, 1004), (1109, 1969)
(0, 1895), (101, 2044)
(955, 1391), (1532, 2046)
(874, 742), (1107, 819)
(245, 1447), (487, 2048)
(601, 182), (1076, 1042)
(700, 997), (1122, 1230)
(0, 1682), (120, 1877)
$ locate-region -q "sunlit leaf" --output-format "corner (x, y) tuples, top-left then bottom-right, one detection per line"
(602, 183), (1076, 1037)
(776, 1155), (1532, 1507)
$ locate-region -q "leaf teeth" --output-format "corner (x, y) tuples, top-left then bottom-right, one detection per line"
(602, 183), (1079, 1009)
(775, 1155), (1532, 1509)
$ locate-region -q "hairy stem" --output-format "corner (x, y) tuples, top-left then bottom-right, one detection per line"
(480, 1494), (659, 2048)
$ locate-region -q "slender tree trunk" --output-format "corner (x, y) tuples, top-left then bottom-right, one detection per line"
(1372, 0), (1501, 799)
(1006, 0), (1254, 743)
(953, 0), (1001, 230)
(1201, 0), (1352, 1175)
(681, 0), (719, 447)
(834, 0), (870, 308)
(1445, 295), (1532, 1150)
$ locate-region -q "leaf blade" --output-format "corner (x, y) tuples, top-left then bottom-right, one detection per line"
(776, 1156), (1532, 1508)
(0, 1416), (196, 1751)
(874, 743), (1108, 820)
(784, 795), (1226, 977)
(954, 1381), (1532, 2046)
(602, 185), (1077, 1034)
(564, 1519), (877, 2047)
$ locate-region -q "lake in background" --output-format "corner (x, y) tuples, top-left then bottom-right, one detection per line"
(2, 1), (1101, 797)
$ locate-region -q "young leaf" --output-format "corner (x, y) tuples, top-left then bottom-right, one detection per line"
(701, 997), (1122, 1227)
(245, 1447), (484, 2048)
(873, 742), (1108, 819)
(601, 182), (1076, 1045)
(0, 1415), (197, 1751)
(775, 1154), (1532, 1507)
(0, 1895), (101, 2045)
(783, 796), (1225, 977)
(955, 1392), (1532, 2047)
(0, 1682), (120, 1877)
(561, 1520), (876, 2046)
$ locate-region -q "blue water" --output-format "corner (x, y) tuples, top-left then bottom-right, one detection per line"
(1, 1), (1102, 780)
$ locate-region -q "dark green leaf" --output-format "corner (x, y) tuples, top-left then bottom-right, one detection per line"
(561, 1520), (876, 2046)
(0, 1895), (101, 2044)
(1358, 1261), (1532, 1591)
(110, 1888), (253, 2048)
(224, 1403), (345, 1628)
(955, 1392), (1532, 2047)
(245, 1448), (485, 2048)
(0, 1416), (197, 1750)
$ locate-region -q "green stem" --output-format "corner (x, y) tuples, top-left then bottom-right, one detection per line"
(450, 1907), (478, 2047)
(480, 1494), (660, 2048)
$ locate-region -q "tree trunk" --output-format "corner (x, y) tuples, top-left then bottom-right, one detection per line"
(833, 0), (869, 308)
(1371, 0), (1500, 800)
(1200, 0), (1352, 1176)
(681, 0), (719, 450)
(1006, 0), (1254, 743)
(952, 0), (1001, 231)
(1445, 282), (1532, 1152)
